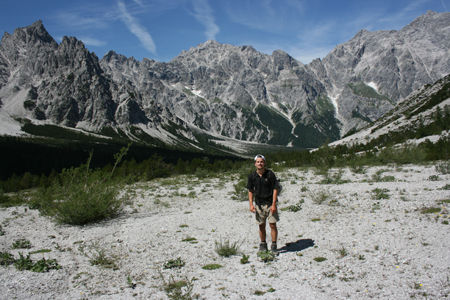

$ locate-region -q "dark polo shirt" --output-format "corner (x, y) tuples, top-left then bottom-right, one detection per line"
(247, 169), (279, 204)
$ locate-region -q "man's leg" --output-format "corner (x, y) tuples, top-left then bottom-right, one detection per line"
(258, 223), (268, 251)
(259, 222), (266, 242)
(269, 223), (278, 251)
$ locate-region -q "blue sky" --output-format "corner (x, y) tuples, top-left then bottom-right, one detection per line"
(1, 0), (448, 63)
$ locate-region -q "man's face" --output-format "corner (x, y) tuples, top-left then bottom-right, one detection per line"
(254, 158), (265, 170)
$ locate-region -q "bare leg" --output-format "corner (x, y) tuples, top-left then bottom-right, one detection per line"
(259, 223), (266, 242)
(269, 223), (277, 243)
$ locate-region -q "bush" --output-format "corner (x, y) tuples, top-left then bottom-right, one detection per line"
(30, 145), (129, 225)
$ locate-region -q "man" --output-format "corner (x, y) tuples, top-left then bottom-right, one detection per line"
(247, 154), (280, 252)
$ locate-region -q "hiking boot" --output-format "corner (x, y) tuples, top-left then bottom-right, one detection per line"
(259, 242), (268, 251)
(271, 242), (277, 252)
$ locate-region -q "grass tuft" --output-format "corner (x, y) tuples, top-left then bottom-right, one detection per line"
(313, 256), (327, 262)
(12, 238), (32, 249)
(202, 263), (223, 270)
(164, 257), (185, 269)
(257, 250), (275, 263)
(215, 239), (239, 257)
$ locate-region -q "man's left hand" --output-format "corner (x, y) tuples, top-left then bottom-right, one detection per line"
(270, 204), (277, 213)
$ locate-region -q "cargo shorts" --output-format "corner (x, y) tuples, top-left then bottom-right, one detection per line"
(255, 203), (279, 225)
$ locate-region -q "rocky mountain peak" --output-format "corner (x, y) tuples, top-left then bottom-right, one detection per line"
(0, 12), (448, 151)
(3, 20), (57, 49)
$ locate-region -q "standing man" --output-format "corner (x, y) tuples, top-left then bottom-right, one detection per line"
(247, 154), (280, 252)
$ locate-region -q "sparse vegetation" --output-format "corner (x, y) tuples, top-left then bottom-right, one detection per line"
(12, 238), (32, 249)
(435, 161), (450, 174)
(338, 247), (348, 258)
(162, 276), (195, 300)
(89, 248), (118, 270)
(257, 250), (275, 263)
(281, 199), (304, 212)
(310, 190), (331, 205)
(202, 263), (223, 270)
(182, 237), (198, 243)
(12, 252), (61, 272)
(0, 252), (15, 266)
(372, 188), (390, 200)
(240, 254), (250, 264)
(420, 207), (441, 214)
(164, 257), (185, 269)
(313, 256), (327, 262)
(215, 239), (239, 257)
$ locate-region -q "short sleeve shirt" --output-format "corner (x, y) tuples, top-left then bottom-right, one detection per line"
(247, 169), (279, 204)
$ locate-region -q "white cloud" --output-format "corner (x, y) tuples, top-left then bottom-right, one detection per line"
(117, 0), (156, 54)
(133, 0), (144, 7)
(192, 0), (220, 40)
(56, 12), (110, 30)
(79, 36), (107, 47)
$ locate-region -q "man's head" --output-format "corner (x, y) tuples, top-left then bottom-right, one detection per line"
(254, 154), (266, 171)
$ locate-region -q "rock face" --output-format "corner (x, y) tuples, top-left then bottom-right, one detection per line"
(0, 12), (449, 149)
(308, 11), (450, 134)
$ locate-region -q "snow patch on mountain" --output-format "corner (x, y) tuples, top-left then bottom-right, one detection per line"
(366, 81), (379, 93)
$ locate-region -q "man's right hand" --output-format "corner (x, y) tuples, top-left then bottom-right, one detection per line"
(249, 204), (256, 213)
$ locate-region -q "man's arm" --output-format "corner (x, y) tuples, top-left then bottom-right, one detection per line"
(271, 189), (278, 213)
(248, 191), (255, 212)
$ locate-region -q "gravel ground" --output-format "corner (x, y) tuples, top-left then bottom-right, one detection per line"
(1, 163), (449, 299)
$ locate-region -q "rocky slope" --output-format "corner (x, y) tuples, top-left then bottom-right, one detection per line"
(330, 73), (449, 148)
(0, 11), (449, 151)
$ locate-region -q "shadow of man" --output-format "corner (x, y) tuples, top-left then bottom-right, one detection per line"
(277, 239), (315, 254)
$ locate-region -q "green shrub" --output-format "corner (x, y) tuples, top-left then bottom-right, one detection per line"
(311, 190), (330, 205)
(0, 190), (27, 208)
(215, 239), (239, 257)
(420, 207), (441, 214)
(257, 250), (275, 263)
(89, 248), (118, 270)
(181, 237), (197, 243)
(320, 169), (349, 184)
(428, 175), (440, 181)
(30, 257), (61, 272)
(202, 263), (223, 270)
(13, 253), (34, 271)
(0, 252), (15, 266)
(164, 257), (185, 269)
(233, 173), (249, 201)
(12, 238), (32, 249)
(313, 256), (327, 262)
(30, 145), (129, 225)
(372, 188), (390, 200)
(163, 277), (194, 300)
(435, 161), (450, 174)
(281, 199), (304, 212)
(240, 254), (250, 264)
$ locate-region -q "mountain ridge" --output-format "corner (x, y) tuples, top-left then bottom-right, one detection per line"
(0, 12), (449, 152)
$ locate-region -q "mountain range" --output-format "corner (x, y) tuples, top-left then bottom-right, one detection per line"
(0, 11), (449, 153)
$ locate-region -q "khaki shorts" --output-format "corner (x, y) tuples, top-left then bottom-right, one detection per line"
(255, 203), (279, 225)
